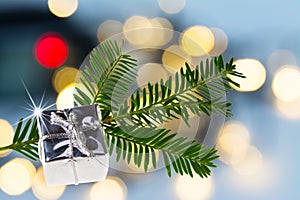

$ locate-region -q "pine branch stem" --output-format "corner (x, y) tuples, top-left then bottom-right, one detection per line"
(0, 138), (38, 152)
(114, 70), (228, 121)
(92, 55), (123, 104)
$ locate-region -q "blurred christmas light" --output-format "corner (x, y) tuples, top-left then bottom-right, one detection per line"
(97, 20), (124, 42)
(181, 25), (214, 57)
(216, 121), (251, 165)
(272, 66), (300, 102)
(0, 158), (36, 195)
(275, 99), (300, 119)
(0, 119), (14, 157)
(56, 83), (75, 109)
(232, 145), (263, 175)
(56, 83), (92, 110)
(175, 174), (213, 200)
(32, 167), (66, 200)
(268, 49), (297, 75)
(149, 17), (174, 47)
(34, 33), (68, 69)
(209, 27), (228, 56)
(162, 45), (192, 72)
(123, 16), (152, 47)
(137, 63), (168, 87)
(52, 66), (79, 93)
(48, 0), (78, 18)
(90, 176), (127, 200)
(157, 0), (186, 14)
(229, 58), (266, 92)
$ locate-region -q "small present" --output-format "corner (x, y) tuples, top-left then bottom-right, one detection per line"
(37, 104), (109, 186)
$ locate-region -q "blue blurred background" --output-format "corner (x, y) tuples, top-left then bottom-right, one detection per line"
(1, 0), (300, 199)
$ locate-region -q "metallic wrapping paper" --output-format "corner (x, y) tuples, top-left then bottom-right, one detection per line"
(38, 104), (107, 162)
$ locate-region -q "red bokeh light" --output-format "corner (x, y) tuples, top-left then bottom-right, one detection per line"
(34, 33), (68, 69)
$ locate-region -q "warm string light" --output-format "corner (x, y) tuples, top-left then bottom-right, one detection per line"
(175, 174), (214, 200)
(216, 121), (264, 176)
(0, 119), (14, 157)
(181, 25), (215, 57)
(0, 158), (36, 196)
(229, 58), (266, 92)
(90, 176), (127, 200)
(48, 0), (78, 18)
(32, 167), (66, 200)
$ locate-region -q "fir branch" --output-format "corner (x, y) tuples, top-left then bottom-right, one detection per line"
(74, 40), (138, 110)
(0, 118), (39, 161)
(115, 56), (244, 127)
(105, 125), (218, 177)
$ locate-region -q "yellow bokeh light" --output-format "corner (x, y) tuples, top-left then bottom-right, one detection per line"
(56, 82), (92, 110)
(0, 158), (36, 195)
(272, 66), (300, 102)
(232, 146), (263, 175)
(275, 99), (300, 119)
(267, 49), (297, 75)
(229, 58), (266, 92)
(124, 16), (174, 47)
(162, 45), (192, 72)
(90, 176), (127, 200)
(137, 63), (168, 87)
(175, 174), (214, 200)
(0, 119), (14, 157)
(181, 26), (214, 57)
(157, 0), (186, 14)
(123, 16), (152, 46)
(48, 0), (78, 18)
(32, 167), (66, 200)
(52, 66), (79, 93)
(216, 121), (251, 165)
(56, 84), (75, 110)
(149, 17), (173, 47)
(209, 27), (228, 56)
(97, 20), (124, 42)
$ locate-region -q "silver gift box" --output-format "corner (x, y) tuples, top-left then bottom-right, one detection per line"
(37, 104), (109, 186)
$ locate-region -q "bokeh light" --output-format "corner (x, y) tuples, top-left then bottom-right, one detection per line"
(34, 33), (68, 69)
(229, 58), (266, 92)
(216, 121), (251, 165)
(162, 45), (192, 72)
(137, 63), (168, 87)
(48, 0), (78, 18)
(157, 0), (186, 14)
(32, 167), (66, 200)
(181, 26), (214, 57)
(0, 158), (36, 195)
(209, 27), (228, 56)
(52, 66), (79, 93)
(149, 17), (174, 47)
(90, 176), (127, 200)
(232, 145), (263, 175)
(272, 66), (300, 102)
(97, 20), (124, 42)
(0, 119), (14, 157)
(123, 16), (152, 47)
(268, 49), (297, 75)
(175, 174), (214, 200)
(56, 83), (75, 109)
(275, 99), (300, 119)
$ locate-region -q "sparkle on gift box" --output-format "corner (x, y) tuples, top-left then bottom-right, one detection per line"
(20, 81), (55, 129)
